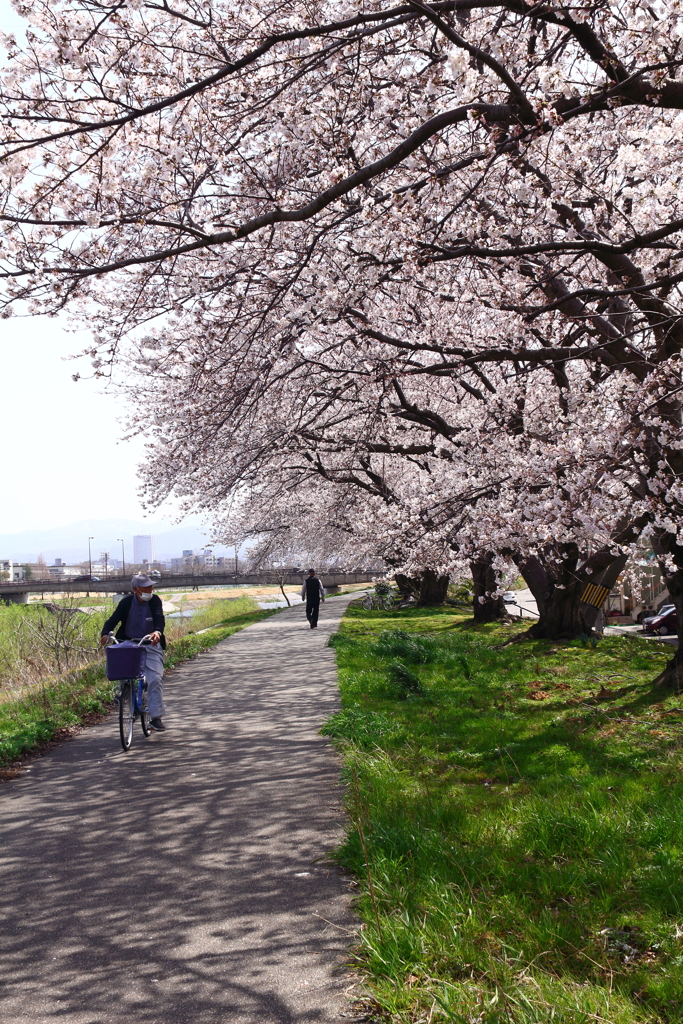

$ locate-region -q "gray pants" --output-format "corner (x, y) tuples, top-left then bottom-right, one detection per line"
(142, 645), (165, 718)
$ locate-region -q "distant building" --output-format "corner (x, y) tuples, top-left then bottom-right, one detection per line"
(48, 564), (82, 578)
(170, 552), (197, 570)
(167, 553), (227, 573)
(133, 535), (155, 564)
(0, 559), (25, 581)
(201, 550), (224, 568)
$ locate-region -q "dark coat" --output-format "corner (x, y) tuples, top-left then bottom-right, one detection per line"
(303, 576), (323, 602)
(101, 593), (166, 649)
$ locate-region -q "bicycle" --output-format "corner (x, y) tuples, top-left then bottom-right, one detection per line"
(362, 587), (396, 611)
(104, 633), (153, 751)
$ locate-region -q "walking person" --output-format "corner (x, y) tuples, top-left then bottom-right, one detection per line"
(301, 569), (325, 628)
(100, 573), (168, 731)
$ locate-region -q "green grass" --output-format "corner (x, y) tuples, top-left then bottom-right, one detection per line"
(324, 603), (683, 1024)
(0, 596), (273, 767)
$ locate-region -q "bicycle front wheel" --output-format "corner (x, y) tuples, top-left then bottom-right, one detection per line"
(362, 594), (373, 610)
(139, 679), (151, 737)
(382, 595), (395, 610)
(119, 681), (134, 751)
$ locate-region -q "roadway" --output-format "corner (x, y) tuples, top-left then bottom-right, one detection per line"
(0, 595), (359, 1023)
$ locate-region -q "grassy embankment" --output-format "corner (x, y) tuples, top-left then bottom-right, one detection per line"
(0, 595), (273, 766)
(325, 602), (683, 1024)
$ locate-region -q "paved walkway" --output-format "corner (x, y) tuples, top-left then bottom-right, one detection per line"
(0, 595), (359, 1024)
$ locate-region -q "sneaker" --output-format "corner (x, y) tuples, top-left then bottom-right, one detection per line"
(150, 717), (166, 731)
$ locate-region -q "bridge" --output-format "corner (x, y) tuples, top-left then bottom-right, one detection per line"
(0, 570), (382, 604)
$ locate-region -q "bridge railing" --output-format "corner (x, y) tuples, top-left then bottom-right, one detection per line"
(0, 570), (383, 593)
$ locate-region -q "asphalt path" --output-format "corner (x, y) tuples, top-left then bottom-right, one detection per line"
(0, 594), (359, 1024)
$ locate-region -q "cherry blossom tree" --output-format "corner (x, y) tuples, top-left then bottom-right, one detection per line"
(2, 0), (683, 678)
(132, 314), (645, 626)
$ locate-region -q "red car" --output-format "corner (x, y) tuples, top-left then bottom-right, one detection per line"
(643, 604), (678, 635)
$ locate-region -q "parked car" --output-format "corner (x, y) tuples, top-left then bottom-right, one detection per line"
(148, 570), (162, 580)
(643, 605), (677, 635)
(502, 591), (518, 603)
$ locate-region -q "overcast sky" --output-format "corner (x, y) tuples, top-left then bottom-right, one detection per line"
(0, 1), (177, 535)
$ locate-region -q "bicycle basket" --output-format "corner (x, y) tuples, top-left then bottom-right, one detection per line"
(105, 642), (147, 681)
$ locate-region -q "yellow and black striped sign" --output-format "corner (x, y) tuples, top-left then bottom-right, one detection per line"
(580, 583), (610, 608)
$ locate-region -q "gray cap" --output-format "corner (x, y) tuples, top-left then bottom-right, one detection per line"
(131, 573), (154, 589)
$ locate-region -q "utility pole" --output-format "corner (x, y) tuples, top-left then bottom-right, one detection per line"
(117, 537), (125, 578)
(234, 548), (238, 583)
(88, 536), (93, 576)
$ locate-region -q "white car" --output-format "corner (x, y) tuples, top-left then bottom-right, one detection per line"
(502, 591), (518, 603)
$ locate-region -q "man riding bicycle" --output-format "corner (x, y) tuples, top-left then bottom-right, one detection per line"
(100, 573), (167, 731)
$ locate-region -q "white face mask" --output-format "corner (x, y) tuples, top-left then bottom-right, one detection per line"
(137, 591), (154, 603)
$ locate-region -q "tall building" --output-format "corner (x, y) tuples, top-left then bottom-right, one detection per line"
(133, 535), (154, 564)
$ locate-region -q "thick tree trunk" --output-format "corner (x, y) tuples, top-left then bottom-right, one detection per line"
(515, 548), (592, 640)
(525, 581), (592, 639)
(509, 520), (647, 643)
(651, 531), (683, 690)
(394, 573), (419, 602)
(516, 547), (630, 640)
(470, 554), (507, 623)
(653, 641), (683, 691)
(418, 569), (449, 606)
(395, 570), (449, 606)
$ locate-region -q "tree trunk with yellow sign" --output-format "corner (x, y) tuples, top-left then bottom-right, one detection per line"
(513, 548), (628, 641)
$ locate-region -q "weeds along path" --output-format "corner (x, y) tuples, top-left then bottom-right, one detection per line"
(0, 594), (359, 1024)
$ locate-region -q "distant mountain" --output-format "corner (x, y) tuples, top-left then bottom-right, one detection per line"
(0, 517), (235, 564)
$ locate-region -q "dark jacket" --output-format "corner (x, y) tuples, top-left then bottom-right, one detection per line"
(303, 576), (324, 602)
(101, 593), (166, 650)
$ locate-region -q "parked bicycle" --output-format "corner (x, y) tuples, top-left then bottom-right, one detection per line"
(362, 584), (396, 611)
(104, 633), (154, 750)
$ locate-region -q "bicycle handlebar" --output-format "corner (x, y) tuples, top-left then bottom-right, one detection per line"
(105, 632), (156, 647)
